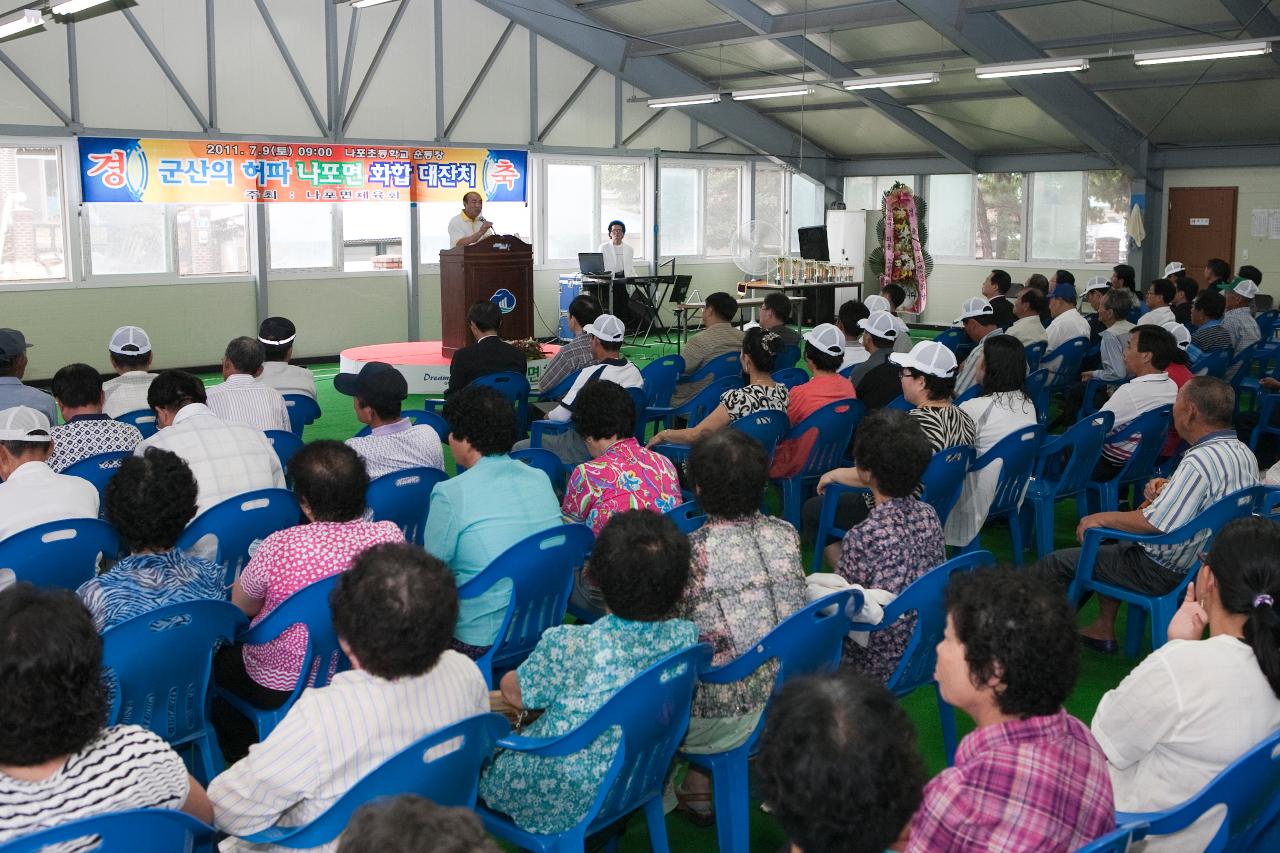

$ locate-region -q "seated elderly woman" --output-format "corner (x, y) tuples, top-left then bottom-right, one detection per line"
(673, 429), (807, 824)
(215, 440), (404, 760)
(1091, 517), (1280, 851)
(944, 334), (1037, 549)
(338, 795), (500, 853)
(647, 327), (789, 448)
(821, 409), (944, 683)
(0, 584), (213, 843)
(77, 447), (225, 631)
(478, 510), (698, 835)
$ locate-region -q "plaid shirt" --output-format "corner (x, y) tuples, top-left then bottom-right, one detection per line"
(907, 709), (1114, 853)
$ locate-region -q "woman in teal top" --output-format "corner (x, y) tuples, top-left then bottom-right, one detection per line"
(479, 510), (699, 834)
(427, 386), (562, 653)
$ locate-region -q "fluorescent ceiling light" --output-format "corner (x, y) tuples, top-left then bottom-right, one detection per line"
(351, 0), (399, 8)
(0, 9), (42, 38)
(1134, 40), (1271, 66)
(731, 84), (814, 101)
(49, 0), (114, 14)
(648, 94), (721, 108)
(843, 72), (940, 91)
(975, 57), (1089, 78)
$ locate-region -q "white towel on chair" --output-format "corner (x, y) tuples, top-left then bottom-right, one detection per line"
(805, 573), (899, 647)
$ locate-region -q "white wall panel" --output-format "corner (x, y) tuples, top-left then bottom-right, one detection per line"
(0, 25), (69, 125)
(450, 25), (530, 145)
(540, 66), (613, 150)
(623, 99), (690, 151)
(215, 0), (322, 137)
(340, 0), (436, 142)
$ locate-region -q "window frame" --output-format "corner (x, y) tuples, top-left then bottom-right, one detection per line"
(658, 157), (748, 262)
(0, 135), (76, 288)
(536, 153), (651, 269)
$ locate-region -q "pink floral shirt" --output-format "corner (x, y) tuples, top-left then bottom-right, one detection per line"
(239, 520), (404, 690)
(561, 438), (681, 535)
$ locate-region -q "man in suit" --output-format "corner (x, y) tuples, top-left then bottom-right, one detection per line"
(981, 269), (1015, 329)
(444, 301), (527, 397)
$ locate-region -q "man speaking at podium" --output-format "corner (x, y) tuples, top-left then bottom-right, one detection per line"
(448, 191), (495, 247)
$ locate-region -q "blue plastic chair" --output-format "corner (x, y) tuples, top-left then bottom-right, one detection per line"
(63, 450), (131, 502)
(678, 350), (742, 390)
(1071, 486), (1265, 657)
(956, 425), (1044, 565)
(868, 550), (996, 765)
(770, 367), (809, 389)
(477, 644), (710, 853)
(1250, 392), (1280, 453)
(731, 408), (790, 460)
(177, 488), (301, 589)
(1079, 375), (1127, 417)
(216, 573), (350, 741)
(472, 371), (532, 428)
(511, 447), (567, 494)
(1074, 823), (1149, 852)
(1192, 347), (1231, 378)
(0, 808), (215, 853)
(664, 500), (707, 535)
(0, 518), (119, 591)
(1083, 405), (1172, 514)
(886, 394), (913, 411)
(1024, 340), (1048, 373)
(236, 713), (511, 849)
(953, 384), (980, 405)
(530, 384), (649, 451)
(653, 374), (743, 431)
(365, 466), (448, 546)
(457, 524), (594, 688)
(102, 600), (246, 785)
(1025, 367), (1051, 425)
(264, 429), (304, 473)
(115, 408), (158, 438)
(809, 445), (973, 573)
(1113, 728), (1280, 852)
(282, 393), (321, 437)
(626, 385), (649, 443)
(353, 409), (450, 443)
(932, 327), (967, 353)
(639, 354), (685, 413)
(1042, 336), (1090, 394)
(775, 344), (801, 370)
(537, 367), (583, 402)
(682, 591), (859, 853)
(771, 398), (864, 527)
(1023, 412), (1114, 560)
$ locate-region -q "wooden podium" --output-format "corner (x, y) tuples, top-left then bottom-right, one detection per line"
(439, 236), (534, 356)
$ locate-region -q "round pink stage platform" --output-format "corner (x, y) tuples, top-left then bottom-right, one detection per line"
(339, 340), (561, 395)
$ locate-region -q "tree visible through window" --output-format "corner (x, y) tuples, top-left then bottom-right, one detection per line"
(975, 173), (1022, 261)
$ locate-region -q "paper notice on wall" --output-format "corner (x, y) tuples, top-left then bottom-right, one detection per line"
(1271, 210), (1280, 240)
(1252, 209), (1269, 238)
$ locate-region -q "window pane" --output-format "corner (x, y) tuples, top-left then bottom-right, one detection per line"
(754, 167), (785, 233)
(1, 147), (66, 281)
(659, 167), (698, 256)
(269, 204), (336, 269)
(1031, 172), (1083, 260)
(926, 174), (973, 258)
(87, 204), (167, 275)
(790, 173), (822, 253)
(875, 175), (915, 199)
(843, 177), (874, 212)
(546, 163), (595, 261)
(703, 167), (740, 257)
(175, 204), (248, 275)
(975, 173), (1023, 261)
(343, 203), (409, 272)
(600, 163), (644, 259)
(1086, 170), (1129, 265)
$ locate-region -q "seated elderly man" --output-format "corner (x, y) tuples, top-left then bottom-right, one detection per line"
(1037, 376), (1258, 653)
(0, 328), (56, 425)
(537, 293), (602, 396)
(429, 386), (561, 659)
(670, 292), (743, 407)
(904, 566), (1115, 850)
(206, 337), (291, 432)
(255, 317), (317, 398)
(136, 370), (285, 515)
(0, 406), (99, 541)
(444, 300), (527, 397)
(952, 298), (1003, 397)
(340, 362), (443, 479)
(1223, 277), (1261, 359)
(1007, 288), (1049, 347)
(102, 325), (158, 418)
(211, 543), (487, 848)
(759, 291), (802, 348)
(47, 362), (143, 472)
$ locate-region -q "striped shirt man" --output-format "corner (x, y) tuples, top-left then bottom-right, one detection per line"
(346, 419), (444, 480)
(209, 657), (489, 852)
(102, 371), (158, 418)
(1222, 306), (1261, 355)
(206, 374), (291, 433)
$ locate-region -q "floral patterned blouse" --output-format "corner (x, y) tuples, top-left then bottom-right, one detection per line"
(561, 438), (682, 535)
(679, 514), (807, 719)
(720, 383), (789, 420)
(478, 615), (698, 835)
(837, 497), (945, 684)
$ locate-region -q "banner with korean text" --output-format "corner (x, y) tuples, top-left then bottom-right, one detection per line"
(78, 137), (527, 204)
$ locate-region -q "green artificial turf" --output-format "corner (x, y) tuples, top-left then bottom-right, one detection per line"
(209, 337), (1140, 852)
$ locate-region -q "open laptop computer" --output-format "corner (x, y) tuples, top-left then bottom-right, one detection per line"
(578, 252), (606, 275)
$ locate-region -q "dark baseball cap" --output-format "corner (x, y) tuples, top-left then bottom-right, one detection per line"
(259, 316), (297, 346)
(334, 362), (408, 405)
(0, 328), (31, 359)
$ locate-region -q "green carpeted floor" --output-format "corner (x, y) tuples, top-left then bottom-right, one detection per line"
(208, 339), (1141, 852)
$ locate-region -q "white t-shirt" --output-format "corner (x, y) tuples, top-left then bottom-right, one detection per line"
(842, 341), (870, 371)
(257, 362), (317, 399)
(1135, 305), (1176, 328)
(1092, 634), (1280, 852)
(597, 241), (634, 277)
(943, 392), (1038, 548)
(1099, 372), (1178, 463)
(0, 460), (100, 542)
(1046, 307), (1091, 353)
(102, 371), (158, 418)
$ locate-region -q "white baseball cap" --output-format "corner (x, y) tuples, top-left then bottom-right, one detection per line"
(890, 340), (958, 378)
(803, 323), (845, 356)
(955, 296), (994, 323)
(0, 406), (51, 442)
(584, 313), (626, 343)
(1233, 279), (1259, 300)
(1163, 261), (1184, 277)
(858, 310), (899, 340)
(1161, 321), (1191, 350)
(1084, 276), (1109, 294)
(109, 325), (152, 355)
(864, 294), (891, 313)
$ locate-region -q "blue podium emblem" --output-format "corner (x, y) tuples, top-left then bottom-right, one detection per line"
(491, 288), (517, 314)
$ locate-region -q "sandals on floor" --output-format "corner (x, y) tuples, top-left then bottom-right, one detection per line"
(673, 783), (716, 827)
